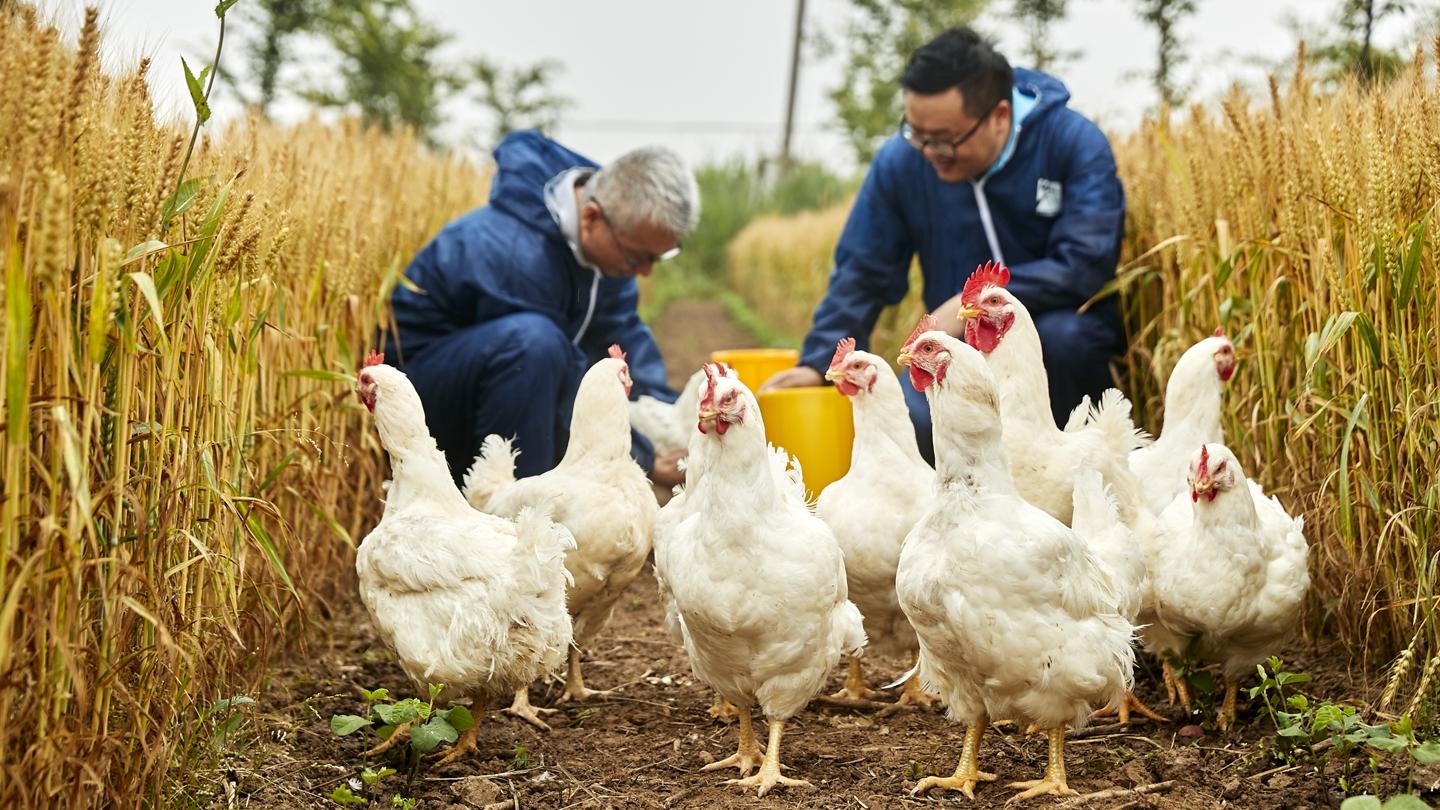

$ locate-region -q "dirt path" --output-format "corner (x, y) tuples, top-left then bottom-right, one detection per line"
(218, 300), (1416, 808)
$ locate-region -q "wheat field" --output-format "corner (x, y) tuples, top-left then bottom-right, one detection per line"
(0, 7), (488, 806)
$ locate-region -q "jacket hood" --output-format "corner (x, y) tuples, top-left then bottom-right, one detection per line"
(487, 130), (598, 232)
(1011, 67), (1071, 123)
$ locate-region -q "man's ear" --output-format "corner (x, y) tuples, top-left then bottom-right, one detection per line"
(578, 199), (603, 226)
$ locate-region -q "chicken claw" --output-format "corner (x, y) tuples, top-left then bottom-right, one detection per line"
(502, 687), (558, 731)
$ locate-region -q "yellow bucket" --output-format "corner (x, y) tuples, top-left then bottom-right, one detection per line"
(709, 348), (800, 392)
(756, 387), (854, 498)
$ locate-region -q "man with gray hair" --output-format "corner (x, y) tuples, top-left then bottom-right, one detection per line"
(385, 130), (699, 487)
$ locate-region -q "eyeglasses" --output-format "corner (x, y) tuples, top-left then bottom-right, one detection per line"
(900, 101), (998, 159)
(593, 200), (682, 271)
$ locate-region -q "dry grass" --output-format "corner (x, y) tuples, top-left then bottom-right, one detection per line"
(0, 6), (488, 806)
(727, 43), (1440, 713)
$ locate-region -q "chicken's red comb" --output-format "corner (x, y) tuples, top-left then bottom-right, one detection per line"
(1198, 444), (1210, 471)
(1213, 325), (1226, 338)
(699, 363), (720, 408)
(828, 337), (857, 371)
(608, 343), (627, 361)
(903, 313), (940, 350)
(960, 261), (1011, 305)
(363, 351), (384, 368)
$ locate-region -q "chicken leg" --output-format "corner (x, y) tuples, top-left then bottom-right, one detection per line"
(879, 654), (942, 716)
(1006, 727), (1078, 801)
(1162, 659), (1192, 710)
(1218, 680), (1239, 731)
(362, 720), (412, 757)
(819, 656), (887, 708)
(708, 694), (739, 721)
(725, 718), (813, 797)
(556, 645), (618, 703)
(700, 707), (764, 776)
(503, 685), (558, 731)
(1091, 691), (1167, 724)
(434, 696), (488, 766)
(911, 719), (997, 798)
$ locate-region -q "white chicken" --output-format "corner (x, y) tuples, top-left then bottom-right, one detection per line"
(1129, 328), (1237, 514)
(353, 355), (574, 764)
(956, 262), (1146, 526)
(1145, 443), (1310, 729)
(817, 337), (935, 709)
(894, 318), (1134, 801)
(656, 363), (866, 797)
(464, 345), (656, 729)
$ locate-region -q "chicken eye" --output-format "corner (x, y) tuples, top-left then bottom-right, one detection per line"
(851, 361), (864, 370)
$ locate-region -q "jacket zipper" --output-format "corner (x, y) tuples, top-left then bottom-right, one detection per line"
(970, 178), (1006, 266)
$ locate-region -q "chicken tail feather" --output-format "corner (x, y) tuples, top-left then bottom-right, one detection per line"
(463, 434), (518, 510)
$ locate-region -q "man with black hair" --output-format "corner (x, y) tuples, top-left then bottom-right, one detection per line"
(763, 27), (1126, 462)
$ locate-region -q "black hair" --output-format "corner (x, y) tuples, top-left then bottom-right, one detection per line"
(900, 27), (1014, 119)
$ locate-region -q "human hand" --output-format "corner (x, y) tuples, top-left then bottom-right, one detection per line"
(650, 450), (687, 490)
(758, 366), (823, 392)
(929, 290), (972, 338)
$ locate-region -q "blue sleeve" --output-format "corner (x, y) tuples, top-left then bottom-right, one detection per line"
(1004, 120), (1125, 314)
(798, 145), (915, 373)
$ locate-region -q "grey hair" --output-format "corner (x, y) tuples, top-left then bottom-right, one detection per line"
(582, 146), (700, 236)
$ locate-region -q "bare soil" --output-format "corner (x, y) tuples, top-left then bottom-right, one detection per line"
(207, 299), (1437, 809)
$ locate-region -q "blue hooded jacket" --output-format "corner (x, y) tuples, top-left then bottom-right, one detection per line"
(799, 68), (1126, 372)
(387, 130), (676, 468)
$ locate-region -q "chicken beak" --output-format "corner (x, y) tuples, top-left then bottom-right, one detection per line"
(1191, 475), (1214, 501)
(956, 304), (983, 321)
(697, 408), (719, 422)
(896, 350), (914, 367)
(823, 368), (846, 383)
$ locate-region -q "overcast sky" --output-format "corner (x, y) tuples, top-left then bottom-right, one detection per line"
(43, 0), (1434, 171)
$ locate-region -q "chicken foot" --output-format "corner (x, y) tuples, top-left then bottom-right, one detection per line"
(912, 718), (997, 798)
(819, 656), (888, 708)
(1162, 659), (1193, 710)
(725, 718), (813, 797)
(1006, 727), (1078, 802)
(1091, 691), (1167, 724)
(433, 696), (488, 766)
(700, 708), (764, 776)
(1218, 680), (1240, 731)
(556, 646), (619, 703)
(879, 655), (942, 716)
(362, 720), (413, 757)
(707, 694), (739, 721)
(502, 686), (559, 731)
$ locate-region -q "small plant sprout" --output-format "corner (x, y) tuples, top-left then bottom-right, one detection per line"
(331, 684), (476, 763)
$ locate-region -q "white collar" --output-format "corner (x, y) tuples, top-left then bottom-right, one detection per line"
(543, 167), (598, 270)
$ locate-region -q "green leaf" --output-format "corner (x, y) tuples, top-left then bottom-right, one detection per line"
(1276, 672), (1312, 686)
(161, 177), (203, 225)
(1189, 669), (1216, 693)
(127, 271), (169, 345)
(207, 695), (254, 715)
(1340, 798), (1383, 810)
(428, 683), (443, 702)
(442, 704), (474, 732)
(373, 700), (421, 726)
(1397, 212), (1428, 307)
(1410, 740), (1440, 764)
(328, 786), (368, 807)
(360, 766), (395, 784)
(361, 687), (390, 703)
(123, 240), (168, 264)
(282, 368), (356, 383)
(1287, 694), (1310, 710)
(215, 0), (240, 17)
(181, 57), (211, 123)
(4, 244), (32, 446)
(409, 716), (458, 755)
(1365, 735), (1410, 754)
(1380, 796), (1433, 810)
(243, 509), (297, 599)
(331, 714), (373, 736)
(1277, 724), (1310, 737)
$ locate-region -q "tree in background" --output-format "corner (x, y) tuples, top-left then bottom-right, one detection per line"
(241, 0), (318, 115)
(300, 0), (461, 143)
(469, 58), (571, 144)
(1134, 0), (1197, 108)
(822, 0), (989, 165)
(1312, 0), (1412, 84)
(1013, 0), (1077, 72)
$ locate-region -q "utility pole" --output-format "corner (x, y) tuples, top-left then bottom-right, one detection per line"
(779, 0), (806, 176)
